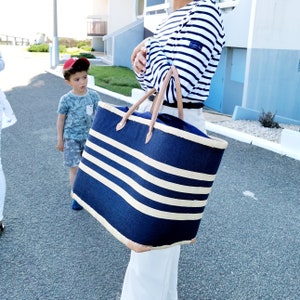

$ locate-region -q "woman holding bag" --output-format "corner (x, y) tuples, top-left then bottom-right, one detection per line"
(0, 51), (17, 234)
(121, 1), (225, 299)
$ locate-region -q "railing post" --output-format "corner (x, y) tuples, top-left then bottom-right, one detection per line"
(51, 0), (59, 69)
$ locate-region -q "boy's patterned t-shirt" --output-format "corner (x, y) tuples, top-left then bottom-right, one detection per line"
(57, 89), (100, 140)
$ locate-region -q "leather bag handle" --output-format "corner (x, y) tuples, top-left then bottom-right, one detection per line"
(116, 65), (183, 143)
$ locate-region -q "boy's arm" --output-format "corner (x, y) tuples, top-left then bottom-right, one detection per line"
(56, 114), (66, 151)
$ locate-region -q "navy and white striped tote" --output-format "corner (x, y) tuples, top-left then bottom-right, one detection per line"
(72, 67), (228, 249)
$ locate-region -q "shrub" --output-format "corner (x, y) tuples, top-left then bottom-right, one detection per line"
(27, 43), (49, 52)
(258, 110), (281, 128)
(77, 41), (92, 50)
(77, 52), (96, 59)
(59, 45), (67, 53)
(27, 38), (93, 54)
(79, 45), (93, 52)
(58, 38), (91, 48)
(59, 38), (77, 48)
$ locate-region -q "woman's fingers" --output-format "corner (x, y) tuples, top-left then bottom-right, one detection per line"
(132, 50), (147, 74)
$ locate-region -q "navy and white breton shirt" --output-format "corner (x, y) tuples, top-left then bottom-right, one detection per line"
(136, 0), (225, 104)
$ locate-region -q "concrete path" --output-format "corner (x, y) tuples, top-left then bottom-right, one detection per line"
(0, 46), (299, 300)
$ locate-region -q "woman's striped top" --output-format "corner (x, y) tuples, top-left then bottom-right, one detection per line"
(136, 0), (225, 104)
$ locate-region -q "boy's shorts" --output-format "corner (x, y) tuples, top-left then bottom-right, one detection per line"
(63, 139), (86, 167)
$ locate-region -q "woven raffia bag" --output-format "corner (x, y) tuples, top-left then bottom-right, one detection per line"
(73, 66), (228, 249)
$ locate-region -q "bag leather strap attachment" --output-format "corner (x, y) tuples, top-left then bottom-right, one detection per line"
(116, 65), (183, 144)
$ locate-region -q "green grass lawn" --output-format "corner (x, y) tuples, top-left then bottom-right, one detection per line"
(88, 66), (140, 96)
(27, 49), (140, 96)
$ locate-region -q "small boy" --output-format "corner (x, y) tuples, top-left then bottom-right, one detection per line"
(56, 57), (100, 210)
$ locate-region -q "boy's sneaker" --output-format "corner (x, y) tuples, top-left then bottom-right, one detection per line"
(0, 221), (4, 234)
(71, 199), (83, 210)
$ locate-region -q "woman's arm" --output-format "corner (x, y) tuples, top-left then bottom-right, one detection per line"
(133, 2), (225, 102)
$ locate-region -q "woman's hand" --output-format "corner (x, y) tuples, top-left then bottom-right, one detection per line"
(131, 39), (147, 74)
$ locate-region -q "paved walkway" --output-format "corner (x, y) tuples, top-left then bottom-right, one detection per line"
(0, 46), (299, 300)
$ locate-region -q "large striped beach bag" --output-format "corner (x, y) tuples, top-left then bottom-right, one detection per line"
(72, 66), (228, 249)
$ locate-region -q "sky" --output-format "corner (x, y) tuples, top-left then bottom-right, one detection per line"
(0, 0), (93, 41)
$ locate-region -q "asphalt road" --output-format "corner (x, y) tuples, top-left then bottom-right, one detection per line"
(0, 47), (299, 300)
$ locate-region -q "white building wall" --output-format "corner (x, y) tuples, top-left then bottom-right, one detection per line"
(108, 0), (137, 33)
(252, 0), (300, 50)
(222, 0), (252, 48)
(92, 0), (108, 15)
(240, 0), (300, 123)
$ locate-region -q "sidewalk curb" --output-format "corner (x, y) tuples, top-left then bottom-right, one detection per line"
(206, 122), (300, 161)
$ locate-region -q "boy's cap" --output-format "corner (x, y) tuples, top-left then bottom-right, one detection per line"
(63, 57), (90, 71)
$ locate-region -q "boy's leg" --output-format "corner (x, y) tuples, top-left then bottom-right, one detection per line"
(70, 166), (82, 210)
(69, 166), (78, 190)
(64, 139), (84, 210)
